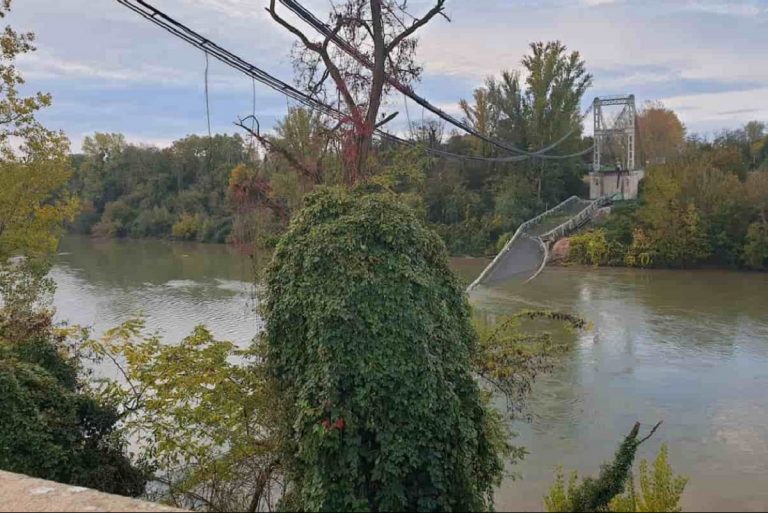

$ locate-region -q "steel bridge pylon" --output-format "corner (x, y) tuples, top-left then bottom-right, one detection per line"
(589, 95), (643, 201)
(592, 94), (637, 172)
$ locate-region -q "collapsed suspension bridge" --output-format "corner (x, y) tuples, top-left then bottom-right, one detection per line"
(115, 0), (641, 289)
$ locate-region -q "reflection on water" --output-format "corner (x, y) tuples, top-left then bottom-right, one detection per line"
(53, 238), (768, 512)
(461, 264), (768, 512)
(53, 236), (261, 346)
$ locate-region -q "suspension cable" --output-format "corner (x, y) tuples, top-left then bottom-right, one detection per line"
(115, 0), (592, 164)
(278, 0), (591, 159)
(204, 52), (212, 139)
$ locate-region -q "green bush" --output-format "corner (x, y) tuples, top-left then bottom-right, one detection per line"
(432, 217), (494, 256)
(96, 200), (135, 237)
(198, 215), (232, 243)
(742, 221), (768, 270)
(262, 188), (505, 512)
(601, 202), (638, 246)
(0, 265), (146, 496)
(130, 206), (173, 238)
(609, 444), (688, 513)
(543, 423), (676, 513)
(171, 213), (203, 240)
(568, 229), (626, 266)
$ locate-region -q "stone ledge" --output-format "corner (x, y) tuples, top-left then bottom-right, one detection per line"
(0, 470), (184, 512)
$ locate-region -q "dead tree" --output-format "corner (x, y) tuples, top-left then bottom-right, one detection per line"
(267, 0), (448, 185)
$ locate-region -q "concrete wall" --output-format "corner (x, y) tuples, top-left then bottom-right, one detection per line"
(589, 169), (644, 200)
(0, 471), (184, 512)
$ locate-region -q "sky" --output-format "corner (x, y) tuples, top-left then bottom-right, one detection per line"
(10, 0), (768, 151)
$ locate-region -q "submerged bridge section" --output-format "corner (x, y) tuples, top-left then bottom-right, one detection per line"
(467, 195), (612, 291)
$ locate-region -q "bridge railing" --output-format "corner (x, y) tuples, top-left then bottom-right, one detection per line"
(467, 194), (614, 290)
(539, 195), (613, 244)
(467, 195), (590, 291)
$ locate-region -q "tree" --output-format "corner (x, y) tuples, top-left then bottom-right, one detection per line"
(459, 42), (592, 203)
(546, 440), (687, 513)
(86, 319), (280, 512)
(486, 70), (525, 147)
(262, 187), (507, 511)
(522, 41), (592, 201)
(446, 42), (591, 254)
(743, 220), (768, 270)
(636, 102), (685, 166)
(609, 444), (688, 513)
(0, 264), (147, 497)
(0, 0), (77, 261)
(267, 0), (449, 184)
(460, 87), (496, 157)
(543, 422), (665, 512)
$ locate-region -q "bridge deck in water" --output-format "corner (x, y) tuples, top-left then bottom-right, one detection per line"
(468, 195), (612, 290)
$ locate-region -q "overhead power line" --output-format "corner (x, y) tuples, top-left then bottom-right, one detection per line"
(278, 0), (592, 159)
(114, 0), (592, 164)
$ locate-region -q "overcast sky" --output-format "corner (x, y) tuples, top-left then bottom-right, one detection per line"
(11, 0), (768, 151)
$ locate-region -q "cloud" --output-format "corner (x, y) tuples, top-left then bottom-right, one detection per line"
(9, 0), (768, 142)
(189, 0), (266, 19)
(682, 0), (768, 17)
(19, 52), (192, 85)
(661, 87), (768, 133)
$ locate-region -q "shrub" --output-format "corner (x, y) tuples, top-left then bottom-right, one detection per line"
(262, 188), (505, 512)
(543, 423), (672, 512)
(624, 229), (656, 268)
(742, 221), (768, 270)
(198, 215), (232, 243)
(98, 200), (135, 237)
(609, 444), (688, 513)
(87, 320), (280, 511)
(0, 263), (146, 496)
(568, 229), (625, 266)
(130, 206), (173, 238)
(171, 213), (203, 240)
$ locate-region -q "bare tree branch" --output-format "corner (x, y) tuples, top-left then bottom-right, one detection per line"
(637, 420), (663, 446)
(266, 0), (319, 51)
(386, 0), (447, 54)
(267, 0), (361, 123)
(235, 116), (322, 184)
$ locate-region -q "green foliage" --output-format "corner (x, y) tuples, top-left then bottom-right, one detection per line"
(568, 229), (626, 266)
(609, 444), (688, 513)
(171, 212), (204, 240)
(0, 263), (146, 497)
(543, 423), (668, 512)
(71, 132), (250, 243)
(742, 220), (768, 270)
(131, 206), (174, 238)
(372, 144), (429, 216)
(584, 152), (768, 270)
(600, 202), (638, 245)
(434, 41), (592, 254)
(545, 468), (580, 512)
(66, 43), (597, 258)
(0, 0), (77, 261)
(263, 188), (506, 512)
(86, 319), (280, 512)
(472, 308), (588, 482)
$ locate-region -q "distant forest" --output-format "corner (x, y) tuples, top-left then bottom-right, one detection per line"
(66, 42), (768, 263)
(68, 112), (768, 262)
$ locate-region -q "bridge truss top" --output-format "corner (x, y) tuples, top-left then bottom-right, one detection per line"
(593, 94), (637, 172)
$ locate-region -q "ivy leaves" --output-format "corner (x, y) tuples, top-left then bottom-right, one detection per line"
(263, 187), (506, 512)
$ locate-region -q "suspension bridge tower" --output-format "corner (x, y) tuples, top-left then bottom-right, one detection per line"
(589, 95), (644, 200)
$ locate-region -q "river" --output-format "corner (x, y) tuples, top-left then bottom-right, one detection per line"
(52, 236), (768, 512)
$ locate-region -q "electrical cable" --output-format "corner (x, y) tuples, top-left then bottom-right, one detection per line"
(278, 0), (592, 159)
(115, 0), (593, 164)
